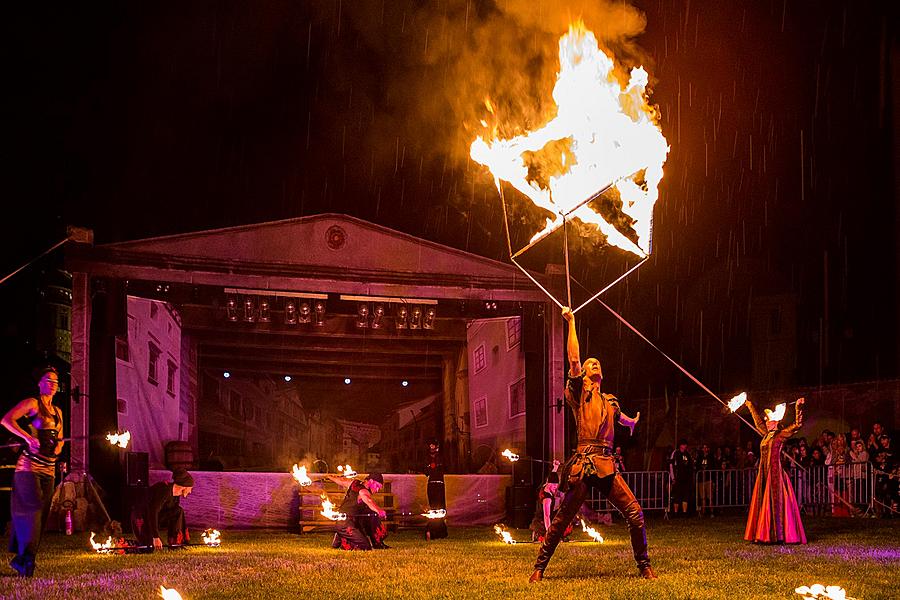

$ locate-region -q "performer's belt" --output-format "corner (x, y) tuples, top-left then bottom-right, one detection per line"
(575, 443), (613, 457)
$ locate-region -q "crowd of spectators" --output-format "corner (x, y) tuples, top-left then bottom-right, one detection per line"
(654, 422), (897, 518)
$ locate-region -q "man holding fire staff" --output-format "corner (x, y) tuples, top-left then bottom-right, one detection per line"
(330, 472), (389, 550)
(530, 308), (656, 582)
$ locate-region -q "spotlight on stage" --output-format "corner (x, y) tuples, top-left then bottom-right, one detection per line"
(423, 306), (436, 330)
(409, 305), (422, 330)
(401, 380), (409, 387)
(243, 297), (256, 323)
(371, 303), (385, 329)
(223, 371), (231, 379)
(226, 296), (238, 322)
(344, 378), (351, 385)
(396, 305), (408, 329)
(356, 303), (369, 328)
(284, 300), (298, 325)
(298, 301), (311, 324)
(314, 300), (326, 326)
(284, 375), (292, 382)
(258, 297), (271, 323)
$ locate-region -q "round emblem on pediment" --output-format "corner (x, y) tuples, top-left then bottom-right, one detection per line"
(325, 225), (347, 250)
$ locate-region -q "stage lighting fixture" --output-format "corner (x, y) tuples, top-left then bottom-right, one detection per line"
(223, 371), (231, 378)
(371, 303), (385, 329)
(314, 300), (326, 326)
(423, 307), (436, 329)
(284, 300), (298, 325)
(356, 303), (369, 328)
(344, 378), (351, 385)
(396, 305), (408, 329)
(284, 375), (292, 382)
(243, 297), (256, 323)
(401, 380), (409, 387)
(484, 300), (498, 311)
(258, 297), (271, 322)
(409, 305), (422, 329)
(298, 301), (311, 324)
(225, 296), (238, 322)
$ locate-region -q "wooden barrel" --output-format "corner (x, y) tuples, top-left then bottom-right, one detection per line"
(164, 441), (194, 471)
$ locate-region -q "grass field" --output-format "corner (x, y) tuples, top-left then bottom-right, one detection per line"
(0, 516), (897, 599)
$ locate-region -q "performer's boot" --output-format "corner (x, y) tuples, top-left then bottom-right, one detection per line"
(528, 569), (543, 583)
(532, 481), (588, 576)
(639, 566), (658, 579)
(607, 474), (653, 574)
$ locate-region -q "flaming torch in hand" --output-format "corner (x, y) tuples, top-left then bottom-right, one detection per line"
(201, 529), (221, 547)
(159, 586), (184, 600)
(764, 403), (787, 423)
(105, 430), (131, 449)
(291, 464), (312, 486)
(727, 392), (747, 413)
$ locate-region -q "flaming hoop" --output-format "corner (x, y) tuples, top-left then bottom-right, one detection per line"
(105, 430), (131, 449)
(201, 528), (221, 547)
(471, 22), (668, 310)
(159, 586), (184, 600)
(493, 524), (517, 544)
(291, 464), (313, 486)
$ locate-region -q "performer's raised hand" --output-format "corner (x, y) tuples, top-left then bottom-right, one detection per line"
(562, 307), (574, 322)
(551, 459), (561, 471)
(796, 397), (805, 406)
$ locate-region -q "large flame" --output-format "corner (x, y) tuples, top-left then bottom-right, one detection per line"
(795, 585), (855, 600)
(106, 430), (131, 449)
(493, 524), (516, 544)
(470, 22), (668, 257)
(336, 464), (357, 478)
(501, 449), (520, 462)
(201, 528), (221, 547)
(320, 494), (347, 521)
(764, 403), (787, 423)
(159, 587), (184, 600)
(579, 517), (604, 543)
(292, 464), (312, 486)
(89, 532), (114, 553)
(422, 509), (447, 519)
(727, 392), (747, 413)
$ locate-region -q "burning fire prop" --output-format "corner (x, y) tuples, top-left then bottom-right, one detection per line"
(471, 22), (668, 267)
(291, 464), (313, 486)
(795, 585), (855, 600)
(336, 464), (357, 478)
(159, 587), (184, 600)
(105, 430), (131, 449)
(493, 524), (517, 544)
(579, 518), (604, 543)
(320, 494), (347, 521)
(201, 528), (221, 547)
(501, 449), (520, 462)
(422, 509), (447, 519)
(89, 532), (115, 553)
(764, 403), (787, 423)
(727, 392), (747, 413)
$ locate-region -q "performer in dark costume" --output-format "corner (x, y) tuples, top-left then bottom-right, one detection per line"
(331, 472), (389, 550)
(130, 469), (194, 550)
(669, 439), (693, 516)
(530, 308), (656, 582)
(2, 367), (65, 577)
(529, 460), (575, 542)
(424, 439), (448, 540)
(739, 397), (807, 544)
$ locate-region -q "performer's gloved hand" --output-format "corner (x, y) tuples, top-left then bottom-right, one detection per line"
(153, 537), (163, 550)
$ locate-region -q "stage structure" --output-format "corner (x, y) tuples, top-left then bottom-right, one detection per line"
(65, 214), (568, 518)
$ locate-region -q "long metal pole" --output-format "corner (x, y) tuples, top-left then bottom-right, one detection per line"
(562, 216), (572, 307)
(0, 237), (70, 286)
(572, 257), (648, 314)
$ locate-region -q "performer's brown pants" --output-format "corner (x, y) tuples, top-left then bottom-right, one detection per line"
(534, 473), (650, 572)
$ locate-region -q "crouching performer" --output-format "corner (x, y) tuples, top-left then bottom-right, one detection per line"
(530, 308), (657, 582)
(130, 469), (194, 550)
(331, 472), (389, 550)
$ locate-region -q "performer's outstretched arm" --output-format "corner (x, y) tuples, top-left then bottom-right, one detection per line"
(779, 398), (805, 437)
(744, 399), (768, 436)
(562, 308), (581, 377)
(617, 409), (641, 436)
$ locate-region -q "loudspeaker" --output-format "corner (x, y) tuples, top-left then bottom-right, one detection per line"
(506, 485), (534, 529)
(125, 452), (149, 487)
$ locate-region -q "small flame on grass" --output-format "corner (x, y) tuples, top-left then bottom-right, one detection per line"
(727, 392), (747, 413)
(494, 524), (516, 544)
(89, 532), (114, 553)
(336, 464), (357, 478)
(106, 430), (131, 449)
(795, 584), (855, 600)
(321, 494), (347, 521)
(201, 528), (221, 547)
(501, 449), (520, 462)
(422, 509), (447, 519)
(764, 403), (787, 423)
(291, 464), (312, 486)
(579, 518), (604, 543)
(159, 586), (184, 600)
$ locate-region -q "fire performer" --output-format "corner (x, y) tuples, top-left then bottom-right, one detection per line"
(129, 469), (194, 550)
(423, 439), (448, 541)
(330, 472), (389, 550)
(529, 460), (575, 543)
(2, 367), (65, 577)
(738, 397), (807, 544)
(530, 309), (656, 582)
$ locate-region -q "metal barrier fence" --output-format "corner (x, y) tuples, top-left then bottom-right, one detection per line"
(695, 462), (875, 515)
(586, 470), (670, 513)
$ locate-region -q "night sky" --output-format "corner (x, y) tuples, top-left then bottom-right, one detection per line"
(4, 0), (897, 399)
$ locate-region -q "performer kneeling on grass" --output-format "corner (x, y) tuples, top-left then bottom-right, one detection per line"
(530, 460), (575, 543)
(530, 308), (656, 582)
(331, 472), (389, 550)
(130, 469), (194, 550)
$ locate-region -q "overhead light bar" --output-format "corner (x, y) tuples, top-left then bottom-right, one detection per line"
(225, 288), (328, 300)
(339, 294), (438, 305)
